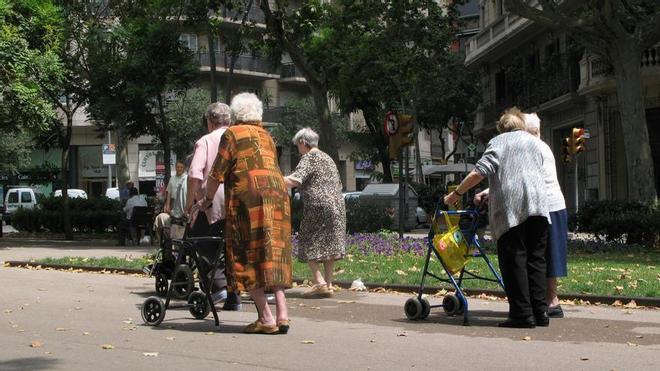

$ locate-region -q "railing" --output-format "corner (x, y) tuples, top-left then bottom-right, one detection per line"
(280, 63), (305, 79)
(194, 52), (278, 75)
(466, 13), (528, 59)
(220, 3), (265, 24)
(641, 43), (659, 67)
(580, 43), (659, 88)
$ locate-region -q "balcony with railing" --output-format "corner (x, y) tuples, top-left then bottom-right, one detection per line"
(478, 54), (581, 134)
(579, 43), (660, 93)
(464, 12), (533, 66)
(279, 63), (307, 83)
(194, 51), (279, 77)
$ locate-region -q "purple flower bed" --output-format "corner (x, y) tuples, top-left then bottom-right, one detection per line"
(291, 232), (429, 257)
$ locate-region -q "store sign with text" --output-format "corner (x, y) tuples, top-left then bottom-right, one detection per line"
(138, 150), (177, 180)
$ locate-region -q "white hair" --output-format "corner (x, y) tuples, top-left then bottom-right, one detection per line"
(524, 113), (541, 136)
(230, 92), (263, 123)
(205, 102), (231, 127)
(292, 127), (319, 148)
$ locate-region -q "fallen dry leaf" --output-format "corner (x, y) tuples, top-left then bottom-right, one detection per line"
(143, 352), (159, 357)
(4, 309), (13, 314)
(337, 300), (356, 304)
(310, 306), (321, 310)
(635, 335), (644, 339)
(301, 340), (315, 344)
(101, 344), (114, 350)
(395, 270), (408, 276)
(623, 300), (637, 308)
(82, 332), (90, 336)
(204, 332), (214, 335)
(522, 336), (532, 341)
(30, 340), (42, 348)
(55, 327), (69, 331)
(44, 351), (52, 355)
(580, 357), (589, 361)
(397, 332), (407, 337)
(165, 336), (175, 341)
(612, 300), (623, 307)
(626, 342), (638, 347)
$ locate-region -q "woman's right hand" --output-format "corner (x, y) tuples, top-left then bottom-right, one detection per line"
(474, 190), (489, 206)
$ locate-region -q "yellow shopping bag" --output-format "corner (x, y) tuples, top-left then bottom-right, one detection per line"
(431, 211), (470, 275)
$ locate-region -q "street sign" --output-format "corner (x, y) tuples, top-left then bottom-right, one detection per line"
(384, 111), (399, 136)
(467, 143), (477, 152)
(102, 144), (116, 165)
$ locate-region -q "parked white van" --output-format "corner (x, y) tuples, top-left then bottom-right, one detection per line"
(54, 189), (88, 199)
(3, 187), (42, 224)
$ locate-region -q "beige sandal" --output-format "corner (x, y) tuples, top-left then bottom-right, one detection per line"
(243, 320), (279, 334)
(302, 284), (333, 298)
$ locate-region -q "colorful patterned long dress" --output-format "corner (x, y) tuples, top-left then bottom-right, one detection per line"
(209, 122), (292, 292)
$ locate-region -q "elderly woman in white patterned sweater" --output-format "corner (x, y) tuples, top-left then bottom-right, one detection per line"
(474, 113), (568, 319)
(444, 107), (550, 328)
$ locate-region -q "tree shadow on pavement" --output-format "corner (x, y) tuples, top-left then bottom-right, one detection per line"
(0, 357), (60, 371)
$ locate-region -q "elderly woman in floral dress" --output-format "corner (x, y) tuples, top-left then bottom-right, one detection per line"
(284, 127), (346, 298)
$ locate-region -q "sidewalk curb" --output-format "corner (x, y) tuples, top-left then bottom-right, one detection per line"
(4, 260), (659, 307)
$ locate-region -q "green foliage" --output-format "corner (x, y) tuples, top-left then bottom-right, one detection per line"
(166, 88), (210, 158)
(270, 98), (349, 149)
(12, 196), (122, 233)
(0, 0), (64, 172)
(572, 201), (660, 248)
(345, 198), (393, 234)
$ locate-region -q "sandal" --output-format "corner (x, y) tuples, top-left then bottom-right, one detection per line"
(302, 284), (333, 298)
(277, 319), (290, 334)
(243, 320), (279, 335)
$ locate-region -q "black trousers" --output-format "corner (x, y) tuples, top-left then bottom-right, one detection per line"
(497, 216), (549, 319)
(190, 213), (226, 290)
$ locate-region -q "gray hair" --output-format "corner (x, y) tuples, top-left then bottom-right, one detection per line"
(230, 92), (263, 123)
(524, 113), (541, 137)
(292, 127), (319, 148)
(205, 102), (231, 127)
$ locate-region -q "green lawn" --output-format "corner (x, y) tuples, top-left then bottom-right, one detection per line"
(32, 249), (659, 298)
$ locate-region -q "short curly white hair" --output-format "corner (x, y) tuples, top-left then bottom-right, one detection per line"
(230, 92), (263, 123)
(292, 127), (319, 148)
(524, 113), (541, 136)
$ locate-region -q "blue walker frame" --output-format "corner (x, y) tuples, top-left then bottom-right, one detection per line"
(404, 208), (505, 325)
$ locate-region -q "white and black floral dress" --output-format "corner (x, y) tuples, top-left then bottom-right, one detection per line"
(289, 149), (346, 262)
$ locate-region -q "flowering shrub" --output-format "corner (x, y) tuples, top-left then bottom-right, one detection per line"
(291, 231), (428, 257)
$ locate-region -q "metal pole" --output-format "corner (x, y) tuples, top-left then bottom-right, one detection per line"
(574, 156), (579, 212)
(398, 149), (404, 239)
(107, 132), (112, 189)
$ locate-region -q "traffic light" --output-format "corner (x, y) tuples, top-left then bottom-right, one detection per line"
(398, 114), (415, 147)
(572, 127), (586, 154)
(561, 136), (572, 163)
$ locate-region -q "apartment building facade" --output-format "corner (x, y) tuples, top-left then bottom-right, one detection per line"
(464, 0), (660, 209)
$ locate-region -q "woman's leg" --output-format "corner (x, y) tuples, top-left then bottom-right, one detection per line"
(323, 259), (334, 289)
(273, 286), (288, 323)
(307, 261), (327, 286)
(249, 287), (275, 326)
(546, 277), (560, 306)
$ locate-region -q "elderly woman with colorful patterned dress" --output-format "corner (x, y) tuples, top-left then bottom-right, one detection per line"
(202, 93), (293, 335)
(284, 127), (346, 298)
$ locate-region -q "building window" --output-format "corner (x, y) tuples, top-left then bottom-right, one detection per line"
(179, 33), (198, 52)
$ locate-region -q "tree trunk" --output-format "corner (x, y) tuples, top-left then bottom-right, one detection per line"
(208, 23), (218, 102)
(225, 0), (254, 104)
(61, 113), (74, 240)
(309, 84), (340, 166)
(610, 42), (657, 202)
(115, 124), (130, 188)
(363, 107), (393, 183)
(156, 94), (172, 187)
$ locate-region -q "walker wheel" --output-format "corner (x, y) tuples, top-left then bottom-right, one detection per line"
(442, 294), (464, 316)
(188, 291), (210, 320)
(420, 297), (431, 320)
(172, 265), (194, 299)
(404, 297), (423, 320)
(155, 273), (168, 296)
(141, 296), (165, 326)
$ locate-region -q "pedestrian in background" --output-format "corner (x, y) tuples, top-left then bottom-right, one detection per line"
(445, 107), (550, 328)
(524, 113), (568, 318)
(284, 127), (346, 298)
(185, 102), (241, 311)
(203, 92), (292, 334)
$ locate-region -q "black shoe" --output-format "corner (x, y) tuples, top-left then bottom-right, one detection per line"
(222, 292), (242, 311)
(534, 312), (550, 327)
(498, 317), (536, 328)
(547, 305), (564, 318)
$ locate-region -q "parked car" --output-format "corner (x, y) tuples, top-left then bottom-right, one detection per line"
(344, 187), (429, 228)
(54, 189), (88, 199)
(3, 187), (43, 224)
(105, 187), (120, 200)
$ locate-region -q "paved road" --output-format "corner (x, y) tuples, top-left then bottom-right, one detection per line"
(1, 267), (659, 369)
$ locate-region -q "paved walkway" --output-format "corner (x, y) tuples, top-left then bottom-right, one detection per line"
(1, 236), (659, 369)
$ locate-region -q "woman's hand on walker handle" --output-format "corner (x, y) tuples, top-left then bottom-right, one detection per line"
(443, 192), (461, 208)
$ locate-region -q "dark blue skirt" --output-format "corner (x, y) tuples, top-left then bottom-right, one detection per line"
(547, 209), (568, 277)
